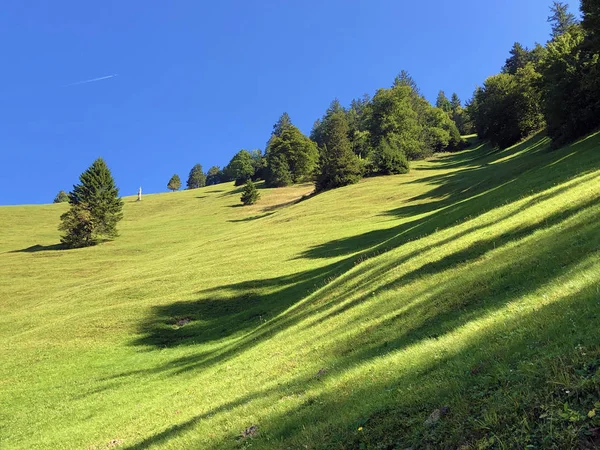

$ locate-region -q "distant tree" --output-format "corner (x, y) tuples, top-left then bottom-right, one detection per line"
(548, 1), (578, 38)
(271, 112), (292, 137)
(315, 110), (362, 192)
(436, 91), (452, 113)
(186, 164), (206, 189)
(265, 113), (318, 187)
(372, 138), (410, 175)
(450, 93), (462, 111)
(224, 150), (255, 186)
(53, 190), (69, 203)
(240, 180), (260, 205)
(59, 158), (123, 248)
(393, 70), (420, 95)
(503, 42), (530, 74)
(248, 149), (267, 180)
(206, 166), (222, 185)
(167, 174), (181, 192)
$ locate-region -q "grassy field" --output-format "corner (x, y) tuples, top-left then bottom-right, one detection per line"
(2, 132), (600, 449)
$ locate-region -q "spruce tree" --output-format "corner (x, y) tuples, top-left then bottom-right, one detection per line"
(53, 190), (69, 203)
(372, 138), (410, 175)
(315, 111), (362, 192)
(58, 158), (123, 248)
(167, 174), (181, 191)
(186, 164), (206, 189)
(436, 91), (452, 112)
(548, 1), (578, 38)
(240, 180), (260, 205)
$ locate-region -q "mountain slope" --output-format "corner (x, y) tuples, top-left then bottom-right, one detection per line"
(1, 133), (600, 449)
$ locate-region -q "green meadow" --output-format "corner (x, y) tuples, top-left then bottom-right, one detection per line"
(2, 133), (600, 449)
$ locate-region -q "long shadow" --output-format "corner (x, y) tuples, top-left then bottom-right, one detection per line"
(9, 243), (66, 253)
(227, 212), (275, 223)
(298, 132), (600, 261)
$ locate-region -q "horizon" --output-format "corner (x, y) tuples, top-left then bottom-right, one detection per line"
(0, 0), (579, 205)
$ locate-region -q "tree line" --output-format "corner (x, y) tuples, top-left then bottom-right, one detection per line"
(467, 1), (600, 148)
(54, 0), (599, 247)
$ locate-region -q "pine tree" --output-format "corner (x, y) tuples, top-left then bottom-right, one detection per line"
(58, 158), (123, 248)
(53, 190), (69, 203)
(315, 111), (362, 192)
(272, 112), (292, 137)
(186, 164), (206, 189)
(450, 93), (462, 111)
(393, 70), (420, 95)
(372, 138), (410, 175)
(436, 91), (452, 112)
(223, 150), (255, 186)
(548, 1), (578, 38)
(167, 174), (181, 191)
(240, 180), (260, 205)
(503, 42), (530, 74)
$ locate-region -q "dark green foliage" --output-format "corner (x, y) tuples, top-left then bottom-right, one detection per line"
(539, 25), (600, 145)
(240, 180), (260, 205)
(53, 190), (68, 203)
(265, 114), (318, 187)
(393, 70), (420, 95)
(248, 149), (266, 181)
(450, 93), (461, 111)
(435, 91), (452, 113)
(582, 0), (600, 51)
(59, 158), (123, 248)
(471, 65), (544, 148)
(315, 111), (363, 192)
(167, 174), (181, 192)
(503, 42), (531, 74)
(224, 150), (255, 186)
(186, 164), (206, 189)
(372, 138), (410, 175)
(368, 85), (427, 159)
(206, 166), (222, 186)
(548, 1), (578, 39)
(425, 108), (464, 152)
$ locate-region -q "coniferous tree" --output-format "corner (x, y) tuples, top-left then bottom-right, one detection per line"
(59, 158), (123, 248)
(393, 70), (420, 95)
(436, 91), (452, 113)
(450, 93), (462, 111)
(265, 113), (318, 187)
(186, 164), (206, 189)
(548, 1), (578, 38)
(315, 110), (362, 192)
(206, 166), (222, 185)
(167, 174), (181, 192)
(503, 43), (530, 74)
(582, 0), (600, 51)
(240, 180), (260, 205)
(53, 190), (69, 203)
(372, 138), (410, 175)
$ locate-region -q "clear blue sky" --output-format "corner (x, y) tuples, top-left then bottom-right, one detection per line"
(0, 0), (579, 205)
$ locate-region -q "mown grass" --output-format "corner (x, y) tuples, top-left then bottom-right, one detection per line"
(1, 132), (600, 449)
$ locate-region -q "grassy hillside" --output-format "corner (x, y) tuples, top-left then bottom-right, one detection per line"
(2, 132), (600, 449)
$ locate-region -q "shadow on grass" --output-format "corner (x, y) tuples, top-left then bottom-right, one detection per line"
(227, 212), (276, 223)
(9, 243), (66, 253)
(122, 132), (600, 448)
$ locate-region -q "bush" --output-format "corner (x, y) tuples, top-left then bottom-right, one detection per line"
(240, 180), (260, 205)
(372, 139), (410, 175)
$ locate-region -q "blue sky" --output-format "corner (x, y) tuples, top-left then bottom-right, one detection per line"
(0, 0), (580, 205)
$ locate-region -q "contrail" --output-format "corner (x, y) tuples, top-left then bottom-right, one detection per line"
(68, 74), (117, 86)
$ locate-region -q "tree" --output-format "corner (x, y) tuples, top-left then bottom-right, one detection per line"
(315, 110), (362, 192)
(167, 174), (181, 191)
(393, 70), (420, 95)
(248, 149), (266, 180)
(450, 93), (462, 111)
(436, 91), (452, 112)
(582, 0), (600, 51)
(224, 150), (255, 186)
(53, 190), (68, 203)
(372, 138), (410, 175)
(503, 42), (530, 74)
(272, 112), (292, 137)
(240, 180), (260, 205)
(206, 166), (222, 185)
(186, 164), (206, 189)
(548, 1), (578, 38)
(58, 158), (123, 248)
(265, 114), (318, 187)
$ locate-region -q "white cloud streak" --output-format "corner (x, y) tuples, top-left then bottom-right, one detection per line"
(68, 74), (117, 86)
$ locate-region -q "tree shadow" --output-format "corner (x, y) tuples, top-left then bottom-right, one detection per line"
(227, 212), (276, 223)
(9, 243), (66, 253)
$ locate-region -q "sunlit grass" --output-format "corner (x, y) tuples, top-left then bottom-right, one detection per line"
(1, 132), (600, 449)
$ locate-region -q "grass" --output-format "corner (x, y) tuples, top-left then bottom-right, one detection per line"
(1, 132), (600, 449)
